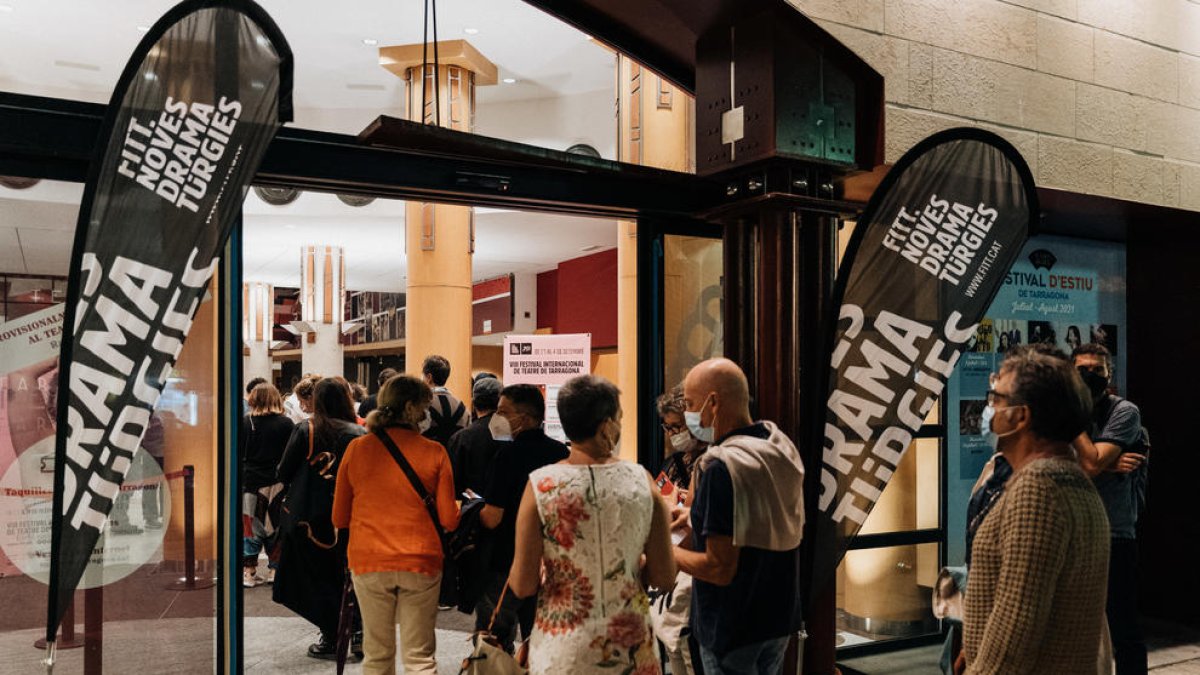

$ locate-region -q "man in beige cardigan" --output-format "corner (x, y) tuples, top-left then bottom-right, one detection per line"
(964, 347), (1110, 674)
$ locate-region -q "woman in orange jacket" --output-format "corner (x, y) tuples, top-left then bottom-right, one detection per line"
(333, 373), (459, 675)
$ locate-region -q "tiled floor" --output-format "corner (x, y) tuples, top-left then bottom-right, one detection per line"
(1, 579), (1194, 674)
(838, 618), (1200, 674)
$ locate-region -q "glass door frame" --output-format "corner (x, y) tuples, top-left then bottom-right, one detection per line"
(635, 217), (724, 474)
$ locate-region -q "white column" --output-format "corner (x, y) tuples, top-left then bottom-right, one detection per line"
(243, 281), (274, 385)
(298, 245), (346, 378)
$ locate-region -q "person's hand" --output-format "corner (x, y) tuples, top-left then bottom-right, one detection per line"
(670, 504), (692, 546)
(1110, 452), (1146, 474)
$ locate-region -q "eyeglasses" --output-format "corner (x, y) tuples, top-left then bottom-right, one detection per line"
(986, 372), (1013, 406)
(1077, 364), (1108, 376)
(661, 422), (687, 435)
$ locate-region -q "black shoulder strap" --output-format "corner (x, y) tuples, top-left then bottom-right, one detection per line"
(373, 429), (444, 539)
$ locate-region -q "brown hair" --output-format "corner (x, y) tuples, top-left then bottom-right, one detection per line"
(294, 375), (320, 401)
(311, 377), (360, 449)
(247, 383), (284, 416)
(999, 346), (1093, 443)
(365, 374), (433, 432)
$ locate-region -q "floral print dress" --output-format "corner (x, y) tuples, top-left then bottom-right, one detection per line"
(528, 461), (660, 675)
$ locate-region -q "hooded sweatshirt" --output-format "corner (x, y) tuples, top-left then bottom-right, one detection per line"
(698, 420), (805, 551)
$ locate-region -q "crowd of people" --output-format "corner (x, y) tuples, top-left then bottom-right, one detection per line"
(238, 339), (1148, 675)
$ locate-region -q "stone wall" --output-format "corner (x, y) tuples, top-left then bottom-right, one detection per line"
(790, 0), (1200, 211)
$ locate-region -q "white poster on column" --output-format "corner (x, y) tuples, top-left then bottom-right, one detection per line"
(503, 334), (591, 442)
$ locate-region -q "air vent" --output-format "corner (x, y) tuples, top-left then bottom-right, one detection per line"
(346, 83), (386, 91)
(0, 176), (39, 190)
(337, 194), (376, 207)
(253, 186), (301, 206)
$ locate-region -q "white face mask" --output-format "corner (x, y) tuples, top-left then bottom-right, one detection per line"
(684, 395), (715, 444)
(488, 414), (514, 442)
(670, 430), (697, 453)
(418, 410), (432, 433)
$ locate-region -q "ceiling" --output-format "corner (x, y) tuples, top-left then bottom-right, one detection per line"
(240, 190), (617, 291)
(0, 0), (616, 133)
(0, 180), (617, 290)
(0, 0), (620, 291)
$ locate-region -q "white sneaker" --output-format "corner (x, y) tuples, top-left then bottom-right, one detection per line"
(265, 569), (275, 584)
(243, 569), (259, 588)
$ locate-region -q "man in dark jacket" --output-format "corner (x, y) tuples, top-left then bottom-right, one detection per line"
(357, 367), (396, 418)
(475, 384), (568, 650)
(447, 376), (503, 496)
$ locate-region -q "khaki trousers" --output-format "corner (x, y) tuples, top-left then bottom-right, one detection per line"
(352, 570), (442, 675)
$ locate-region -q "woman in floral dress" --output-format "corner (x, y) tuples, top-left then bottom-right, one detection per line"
(509, 375), (677, 675)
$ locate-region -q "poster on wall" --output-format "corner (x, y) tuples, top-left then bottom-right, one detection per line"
(503, 334), (591, 442)
(944, 235), (1126, 563)
(45, 0), (292, 648)
(810, 128), (1037, 603)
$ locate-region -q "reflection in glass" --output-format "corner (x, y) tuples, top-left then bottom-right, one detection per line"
(836, 542), (940, 644)
(662, 235), (723, 391)
(0, 177), (218, 670)
(859, 437), (941, 535)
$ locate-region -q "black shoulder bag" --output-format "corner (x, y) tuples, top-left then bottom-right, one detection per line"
(373, 428), (461, 606)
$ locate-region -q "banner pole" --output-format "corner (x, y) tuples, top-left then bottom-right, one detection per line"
(83, 587), (102, 674)
(36, 596), (83, 650)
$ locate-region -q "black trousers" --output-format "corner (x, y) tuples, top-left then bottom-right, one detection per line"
(475, 570), (536, 652)
(1107, 538), (1147, 675)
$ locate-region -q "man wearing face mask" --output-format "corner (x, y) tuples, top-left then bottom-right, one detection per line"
(474, 384), (568, 651)
(1071, 343), (1148, 675)
(673, 358), (805, 675)
(962, 346), (1110, 674)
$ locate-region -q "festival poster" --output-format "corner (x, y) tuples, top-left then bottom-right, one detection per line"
(503, 334), (591, 442)
(945, 235), (1126, 564)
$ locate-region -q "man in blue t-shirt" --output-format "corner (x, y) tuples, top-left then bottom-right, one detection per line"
(673, 358), (806, 675)
(1072, 343), (1148, 675)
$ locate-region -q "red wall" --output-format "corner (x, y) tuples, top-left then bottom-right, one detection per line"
(537, 249), (618, 348)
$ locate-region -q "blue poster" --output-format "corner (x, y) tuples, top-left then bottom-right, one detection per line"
(946, 235), (1125, 564)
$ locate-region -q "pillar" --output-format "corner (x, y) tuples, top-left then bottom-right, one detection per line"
(615, 56), (692, 461)
(380, 41), (496, 403)
(242, 281), (274, 386)
(299, 245), (346, 378)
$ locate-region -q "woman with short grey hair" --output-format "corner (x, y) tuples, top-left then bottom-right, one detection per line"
(509, 374), (676, 674)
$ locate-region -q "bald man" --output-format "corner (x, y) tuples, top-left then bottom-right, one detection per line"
(674, 358), (806, 675)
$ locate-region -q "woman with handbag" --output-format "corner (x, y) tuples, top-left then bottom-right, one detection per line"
(274, 376), (365, 660)
(508, 375), (676, 675)
(333, 373), (459, 675)
(241, 382), (293, 588)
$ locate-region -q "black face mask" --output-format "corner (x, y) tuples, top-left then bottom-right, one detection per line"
(1077, 368), (1109, 399)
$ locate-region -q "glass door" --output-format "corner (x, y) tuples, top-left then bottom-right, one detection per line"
(637, 219), (724, 474)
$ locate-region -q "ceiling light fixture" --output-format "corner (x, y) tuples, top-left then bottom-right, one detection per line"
(0, 5), (15, 12)
(362, 38), (378, 46)
(502, 77), (517, 84)
(136, 24), (150, 32)
(463, 27), (479, 35)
